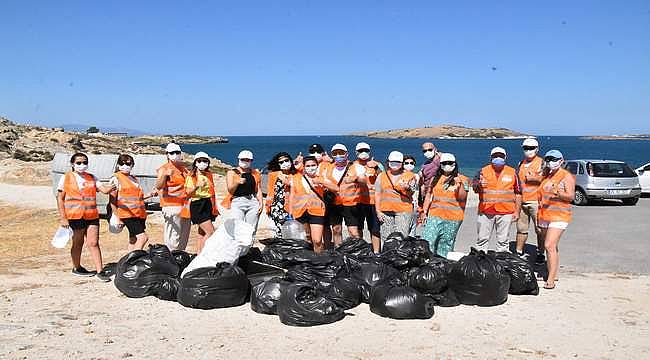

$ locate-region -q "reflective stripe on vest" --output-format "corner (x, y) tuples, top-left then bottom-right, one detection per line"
(377, 172), (414, 213)
(538, 168), (573, 222)
(354, 160), (377, 205)
(478, 165), (517, 213)
(290, 174), (326, 218)
(324, 163), (360, 206)
(115, 172), (147, 219)
(518, 156), (543, 202)
(63, 172), (99, 220)
(158, 163), (188, 207)
(428, 174), (468, 221)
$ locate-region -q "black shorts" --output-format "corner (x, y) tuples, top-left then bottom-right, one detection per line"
(327, 204), (360, 227)
(68, 218), (99, 230)
(190, 198), (216, 225)
(357, 203), (380, 236)
(297, 212), (327, 225)
(121, 217), (146, 237)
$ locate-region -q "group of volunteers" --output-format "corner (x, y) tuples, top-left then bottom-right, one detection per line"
(56, 137), (574, 289)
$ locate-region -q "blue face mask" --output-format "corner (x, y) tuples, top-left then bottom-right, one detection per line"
(334, 155), (347, 164)
(491, 157), (506, 166)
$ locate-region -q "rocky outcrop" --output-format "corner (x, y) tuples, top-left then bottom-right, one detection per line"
(356, 124), (529, 139)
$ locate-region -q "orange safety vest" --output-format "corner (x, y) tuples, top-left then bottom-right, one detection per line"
(290, 174), (326, 218)
(478, 165), (517, 214)
(324, 163), (360, 206)
(518, 156), (543, 202)
(190, 171), (220, 216)
(158, 162), (190, 218)
(222, 169), (261, 209)
(538, 168), (573, 223)
(63, 172), (99, 220)
(428, 174), (468, 221)
(377, 171), (416, 213)
(114, 172), (147, 219)
(265, 171), (292, 214)
(354, 160), (379, 205)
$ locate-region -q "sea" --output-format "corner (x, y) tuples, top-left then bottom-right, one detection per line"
(181, 136), (650, 176)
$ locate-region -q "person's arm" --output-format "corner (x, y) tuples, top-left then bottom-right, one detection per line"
(185, 176), (199, 197)
(556, 173), (576, 202)
(97, 179), (116, 194)
(256, 174), (264, 214)
(56, 190), (69, 228)
(419, 190), (432, 224)
(512, 175), (522, 220)
(226, 170), (243, 195)
(374, 177), (385, 222)
(155, 167), (171, 190)
(456, 177), (468, 202)
(317, 176), (339, 193)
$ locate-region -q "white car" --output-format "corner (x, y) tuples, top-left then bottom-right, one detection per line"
(635, 162), (650, 194)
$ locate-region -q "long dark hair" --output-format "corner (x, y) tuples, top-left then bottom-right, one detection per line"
(191, 157), (210, 178)
(267, 152), (296, 174)
(428, 162), (460, 192)
(69, 152), (88, 169)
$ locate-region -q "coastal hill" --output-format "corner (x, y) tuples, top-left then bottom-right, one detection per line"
(580, 134), (650, 141)
(0, 116), (230, 168)
(355, 124), (529, 139)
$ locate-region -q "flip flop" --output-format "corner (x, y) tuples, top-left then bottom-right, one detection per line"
(543, 283), (556, 290)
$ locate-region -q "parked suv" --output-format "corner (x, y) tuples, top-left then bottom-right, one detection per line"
(563, 160), (642, 206)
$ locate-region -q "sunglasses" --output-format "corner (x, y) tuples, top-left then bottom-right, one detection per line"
(118, 162), (133, 166)
(441, 161), (455, 166)
(279, 159), (291, 164)
(167, 151), (181, 155)
(404, 161), (415, 165)
(74, 161), (88, 165)
(356, 149), (370, 153)
(239, 158), (253, 162)
(522, 146), (537, 151)
(545, 157), (561, 162)
(422, 149), (434, 153)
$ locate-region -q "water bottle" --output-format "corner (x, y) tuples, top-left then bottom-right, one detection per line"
(281, 215), (306, 240)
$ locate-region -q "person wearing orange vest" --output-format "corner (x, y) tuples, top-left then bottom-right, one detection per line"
(472, 147), (522, 252)
(109, 154), (157, 252)
(375, 151), (418, 249)
(537, 150), (575, 290)
(353, 142), (382, 252)
(420, 153), (469, 258)
(185, 152), (220, 254)
(155, 143), (191, 251)
(289, 156), (339, 253)
(515, 137), (545, 263)
(265, 152), (296, 237)
(223, 150), (264, 234)
(324, 143), (363, 246)
(56, 153), (115, 281)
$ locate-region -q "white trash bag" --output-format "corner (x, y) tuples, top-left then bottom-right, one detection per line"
(109, 213), (125, 234)
(51, 226), (73, 248)
(181, 218), (254, 277)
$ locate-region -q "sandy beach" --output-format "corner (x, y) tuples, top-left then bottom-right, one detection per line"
(1, 164), (649, 359)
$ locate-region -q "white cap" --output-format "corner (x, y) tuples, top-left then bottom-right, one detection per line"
(193, 151), (210, 161)
(490, 147), (507, 156)
(439, 153), (456, 163)
(165, 143), (181, 153)
(331, 143), (348, 152)
(238, 150), (254, 160)
(355, 142), (371, 151)
(522, 137), (539, 147)
(388, 151), (404, 162)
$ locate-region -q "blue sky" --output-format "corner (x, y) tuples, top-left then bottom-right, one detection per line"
(1, 1), (649, 136)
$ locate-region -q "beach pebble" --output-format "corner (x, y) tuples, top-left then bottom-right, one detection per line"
(518, 348), (535, 354)
(81, 319), (92, 326)
(121, 352), (133, 358)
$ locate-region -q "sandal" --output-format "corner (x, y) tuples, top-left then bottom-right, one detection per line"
(544, 282), (556, 290)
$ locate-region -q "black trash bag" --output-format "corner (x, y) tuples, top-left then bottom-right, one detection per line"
(408, 264), (449, 295)
(335, 237), (374, 259)
(431, 287), (461, 307)
(351, 260), (401, 303)
(492, 251), (539, 296)
(250, 277), (285, 315)
(114, 245), (181, 300)
(369, 284), (435, 319)
(448, 248), (510, 306)
(382, 232), (406, 252)
(259, 237), (313, 250)
(101, 262), (117, 278)
(237, 247), (264, 273)
(319, 277), (362, 310)
(177, 263), (250, 309)
(277, 282), (345, 327)
(379, 237), (433, 270)
(261, 247), (318, 268)
(171, 250), (195, 272)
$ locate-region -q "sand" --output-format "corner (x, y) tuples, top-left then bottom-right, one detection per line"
(1, 177), (649, 359)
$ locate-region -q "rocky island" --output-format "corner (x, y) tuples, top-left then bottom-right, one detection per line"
(580, 134), (650, 141)
(355, 124), (529, 139)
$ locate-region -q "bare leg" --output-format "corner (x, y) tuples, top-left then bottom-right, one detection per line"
(347, 225), (360, 240)
(371, 234), (381, 253)
(310, 224), (325, 253)
(127, 236), (137, 252)
(515, 232), (528, 253)
(331, 224), (343, 247)
(303, 223), (312, 241)
(197, 220), (215, 254)
(70, 228), (86, 269)
(85, 224), (103, 272)
(322, 226), (333, 249)
(544, 227), (564, 288)
(133, 233), (149, 251)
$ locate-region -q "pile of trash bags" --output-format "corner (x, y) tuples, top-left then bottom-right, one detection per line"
(114, 228), (540, 326)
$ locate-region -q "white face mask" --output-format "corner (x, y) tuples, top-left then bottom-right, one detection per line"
(547, 160), (562, 170)
(423, 150), (435, 159)
(524, 149), (537, 159)
(74, 163), (88, 173)
(168, 154), (181, 162)
(304, 165), (318, 176)
(310, 152), (323, 161)
(239, 160), (251, 169)
(404, 164), (415, 172)
(196, 161), (209, 171)
(279, 160), (291, 171)
(442, 164), (456, 173)
(388, 162), (402, 171)
(357, 151), (370, 161)
(118, 164), (132, 173)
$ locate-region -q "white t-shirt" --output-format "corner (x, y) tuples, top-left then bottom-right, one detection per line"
(331, 166), (346, 183)
(57, 172), (101, 192)
(108, 174), (140, 192)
